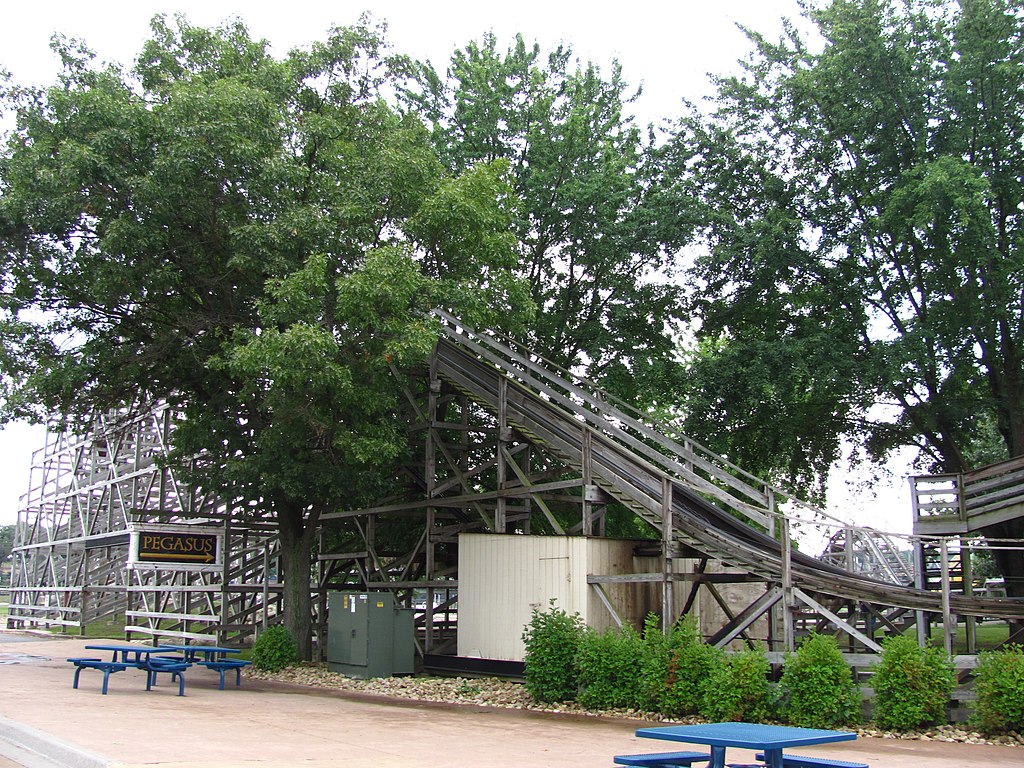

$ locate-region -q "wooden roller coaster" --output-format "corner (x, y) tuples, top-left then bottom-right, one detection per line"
(8, 311), (1024, 663)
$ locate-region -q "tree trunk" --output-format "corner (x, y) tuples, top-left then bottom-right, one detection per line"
(276, 501), (319, 661)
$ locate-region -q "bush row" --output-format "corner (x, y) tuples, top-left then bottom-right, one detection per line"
(521, 603), (1024, 734)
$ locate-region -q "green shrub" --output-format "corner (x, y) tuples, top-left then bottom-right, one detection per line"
(871, 634), (954, 731)
(637, 613), (673, 711)
(576, 624), (644, 710)
(251, 624), (298, 672)
(974, 644), (1024, 734)
(658, 616), (722, 718)
(522, 600), (585, 703)
(700, 646), (773, 723)
(779, 634), (860, 728)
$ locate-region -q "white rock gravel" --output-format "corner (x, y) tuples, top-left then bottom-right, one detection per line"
(247, 662), (1022, 748)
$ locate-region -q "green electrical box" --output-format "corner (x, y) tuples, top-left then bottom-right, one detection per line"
(327, 592), (415, 678)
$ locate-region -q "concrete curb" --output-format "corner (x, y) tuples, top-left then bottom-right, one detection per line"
(0, 716), (109, 768)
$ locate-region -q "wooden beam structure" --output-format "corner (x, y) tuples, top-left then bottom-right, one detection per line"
(9, 311), (1024, 662)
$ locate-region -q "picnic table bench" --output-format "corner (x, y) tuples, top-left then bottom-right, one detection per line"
(197, 657), (251, 689)
(155, 644), (251, 690)
(614, 750), (712, 766)
(754, 754), (868, 768)
(139, 656), (189, 696)
(67, 657), (131, 695)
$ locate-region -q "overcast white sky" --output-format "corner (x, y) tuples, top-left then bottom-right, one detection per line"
(0, 0), (918, 535)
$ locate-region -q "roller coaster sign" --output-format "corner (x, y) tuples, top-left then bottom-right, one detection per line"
(128, 524), (223, 572)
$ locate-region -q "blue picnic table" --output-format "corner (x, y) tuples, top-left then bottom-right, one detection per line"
(69, 644), (188, 695)
(154, 644), (241, 662)
(83, 643), (174, 664)
(155, 644), (251, 689)
(624, 722), (864, 768)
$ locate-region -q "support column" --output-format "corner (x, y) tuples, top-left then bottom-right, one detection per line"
(496, 378), (508, 533)
(424, 365), (440, 652)
(219, 515), (231, 646)
(582, 429), (594, 537)
(522, 446), (532, 534)
(662, 477), (674, 633)
(262, 542), (270, 631)
(844, 527), (859, 652)
(941, 538), (954, 655)
(962, 536), (975, 653)
(915, 539), (928, 647)
(79, 586), (88, 637)
(911, 477), (929, 647)
(767, 487), (776, 650)
(777, 491), (794, 652)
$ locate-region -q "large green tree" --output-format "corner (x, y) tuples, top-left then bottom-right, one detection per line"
(0, 524), (13, 563)
(669, 0), (1024, 586)
(0, 16), (524, 656)
(405, 34), (691, 403)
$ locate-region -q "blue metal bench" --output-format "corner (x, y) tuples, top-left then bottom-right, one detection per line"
(755, 753), (868, 768)
(197, 658), (251, 690)
(67, 657), (131, 695)
(140, 657), (188, 696)
(614, 751), (712, 767)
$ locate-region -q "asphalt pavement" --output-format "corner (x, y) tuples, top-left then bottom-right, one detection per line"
(0, 631), (1019, 768)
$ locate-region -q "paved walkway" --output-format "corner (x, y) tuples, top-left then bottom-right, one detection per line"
(0, 632), (1019, 767)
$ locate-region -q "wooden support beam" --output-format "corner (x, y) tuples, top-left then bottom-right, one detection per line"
(793, 588), (883, 653)
(941, 538), (954, 656)
(501, 445), (564, 535)
(496, 377), (508, 532)
(591, 584), (624, 629)
(708, 587), (783, 649)
(662, 477), (673, 632)
(583, 429), (594, 536)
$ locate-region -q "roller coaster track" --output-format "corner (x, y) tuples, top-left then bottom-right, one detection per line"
(431, 312), (1023, 624)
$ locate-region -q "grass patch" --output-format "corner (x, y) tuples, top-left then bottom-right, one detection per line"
(78, 615), (128, 639)
(929, 620), (1009, 652)
(39, 614), (127, 639)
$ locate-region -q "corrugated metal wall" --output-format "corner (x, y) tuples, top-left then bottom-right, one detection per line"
(457, 533), (664, 661)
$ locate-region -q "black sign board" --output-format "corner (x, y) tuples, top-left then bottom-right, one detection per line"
(137, 531), (218, 565)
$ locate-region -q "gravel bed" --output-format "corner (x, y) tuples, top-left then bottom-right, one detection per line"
(247, 662), (1023, 748)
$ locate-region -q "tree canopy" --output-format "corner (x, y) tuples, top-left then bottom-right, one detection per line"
(668, 0), (1024, 584)
(665, 0), (1023, 476)
(0, 15), (529, 655)
(405, 33), (691, 404)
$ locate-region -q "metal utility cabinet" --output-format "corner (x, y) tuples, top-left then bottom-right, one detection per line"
(327, 592), (415, 678)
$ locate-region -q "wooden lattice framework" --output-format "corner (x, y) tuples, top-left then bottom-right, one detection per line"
(7, 399), (283, 644)
(320, 312), (1024, 658)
